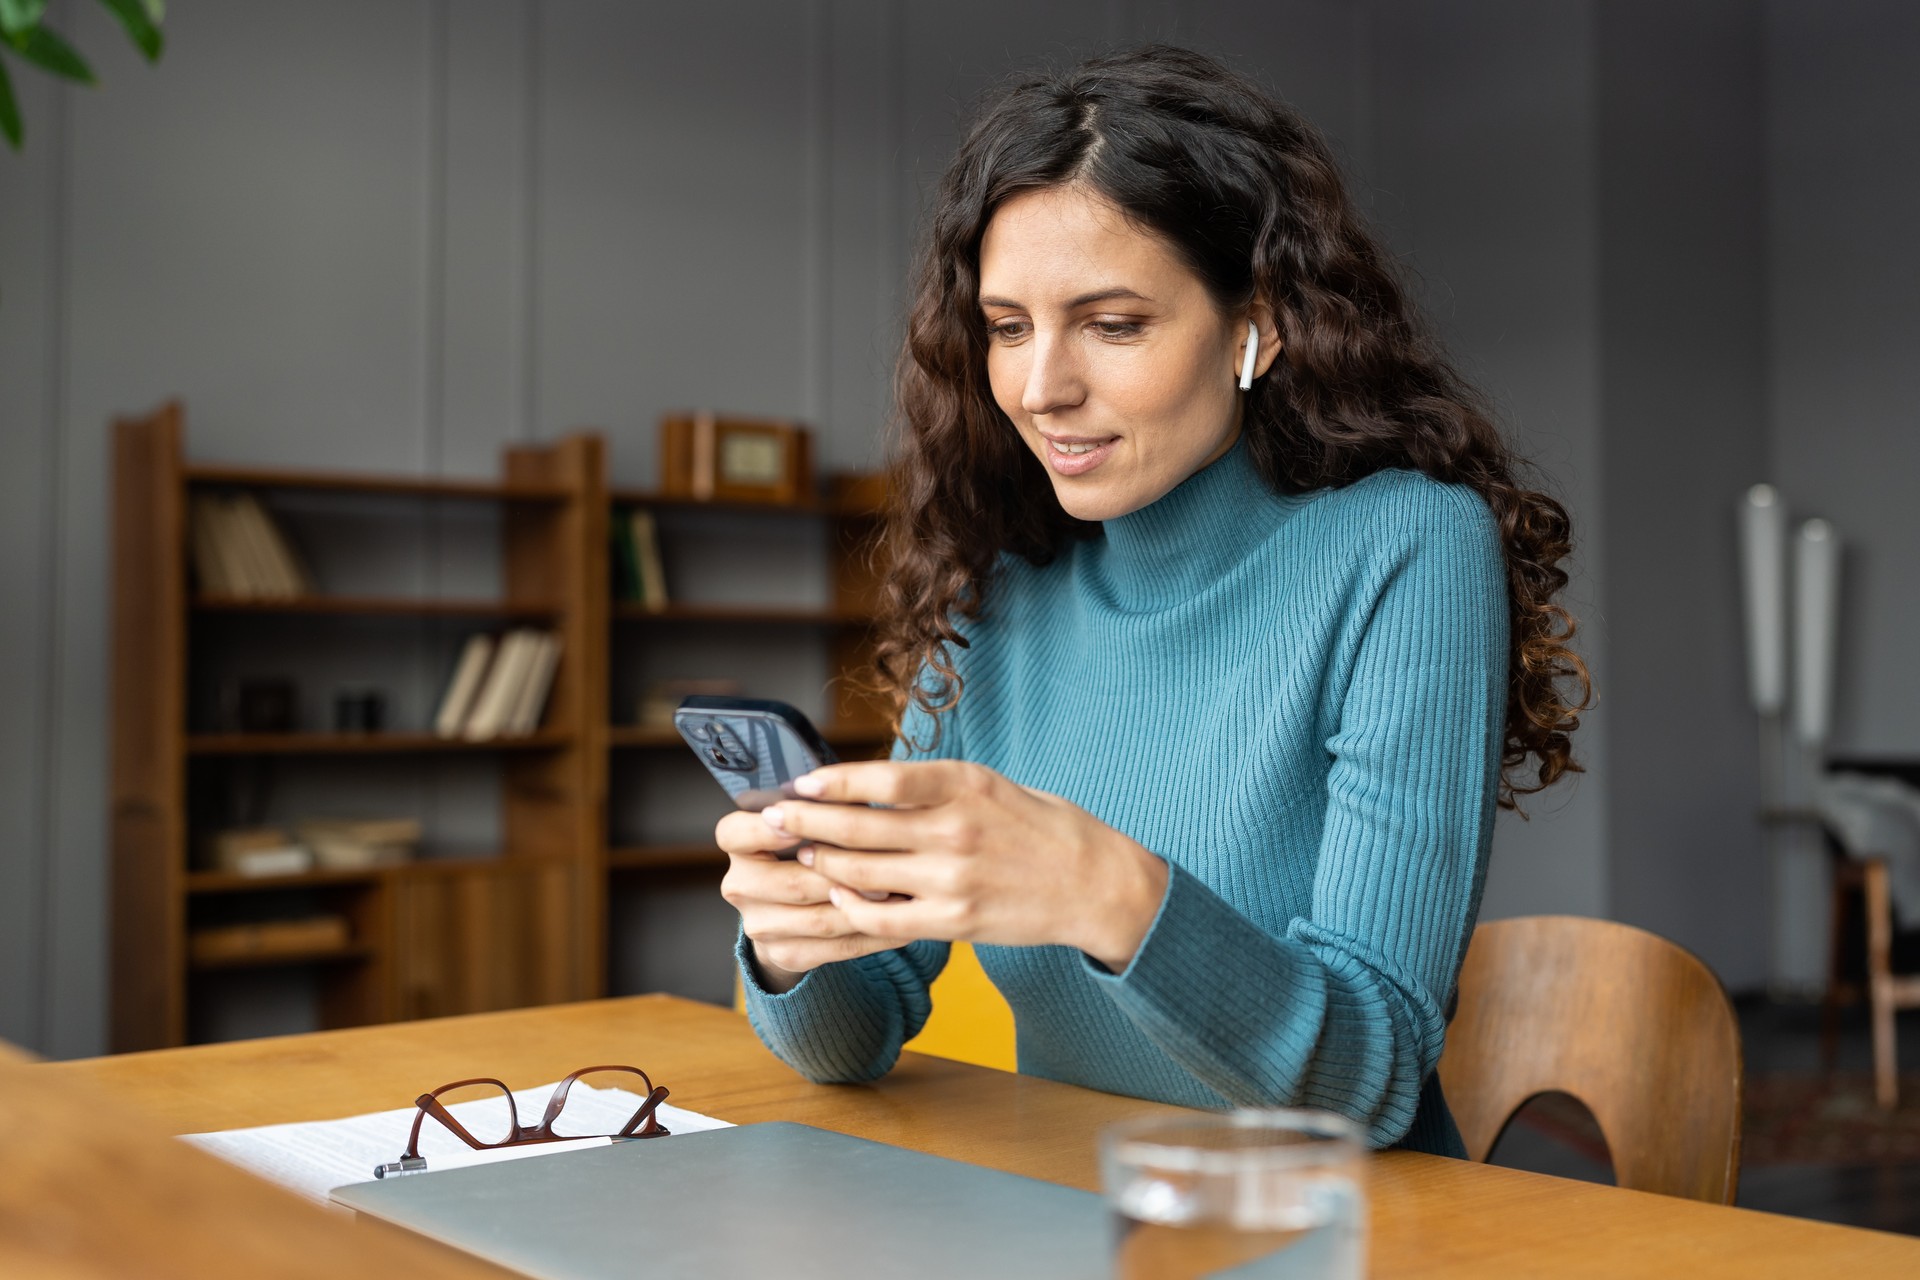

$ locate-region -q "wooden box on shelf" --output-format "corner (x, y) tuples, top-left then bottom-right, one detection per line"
(658, 412), (814, 505)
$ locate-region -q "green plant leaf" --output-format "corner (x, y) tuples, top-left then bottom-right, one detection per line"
(96, 0), (163, 61)
(142, 0), (163, 22)
(0, 0), (48, 39)
(0, 56), (21, 149)
(6, 24), (95, 83)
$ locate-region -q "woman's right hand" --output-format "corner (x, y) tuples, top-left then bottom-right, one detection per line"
(716, 809), (908, 994)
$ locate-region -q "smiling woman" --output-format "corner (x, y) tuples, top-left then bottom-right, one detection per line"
(977, 186), (1271, 520)
(717, 44), (1591, 1157)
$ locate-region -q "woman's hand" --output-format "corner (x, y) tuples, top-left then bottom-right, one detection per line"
(716, 807), (911, 994)
(758, 760), (1169, 973)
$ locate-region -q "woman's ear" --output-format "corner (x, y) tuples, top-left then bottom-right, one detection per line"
(1249, 302), (1283, 380)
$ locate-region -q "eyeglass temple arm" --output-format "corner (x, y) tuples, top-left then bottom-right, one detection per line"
(618, 1085), (671, 1137)
(405, 1086), (512, 1157)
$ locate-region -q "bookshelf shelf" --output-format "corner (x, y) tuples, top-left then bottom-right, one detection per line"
(187, 868), (385, 894)
(186, 730), (572, 756)
(189, 944), (376, 972)
(194, 594), (563, 619)
(612, 602), (871, 625)
(605, 722), (892, 751)
(186, 463), (571, 502)
(607, 843), (726, 871)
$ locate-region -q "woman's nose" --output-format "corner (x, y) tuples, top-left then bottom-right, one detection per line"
(1020, 335), (1085, 417)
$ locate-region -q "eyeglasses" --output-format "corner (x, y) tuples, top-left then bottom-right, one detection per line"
(377, 1065), (671, 1177)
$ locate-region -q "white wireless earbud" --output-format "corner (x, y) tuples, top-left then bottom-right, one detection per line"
(1238, 320), (1260, 390)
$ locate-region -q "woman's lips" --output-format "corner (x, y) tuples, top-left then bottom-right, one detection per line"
(1043, 435), (1118, 477)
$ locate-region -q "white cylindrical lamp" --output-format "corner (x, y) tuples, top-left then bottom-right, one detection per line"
(1792, 518), (1841, 750)
(1739, 484), (1788, 716)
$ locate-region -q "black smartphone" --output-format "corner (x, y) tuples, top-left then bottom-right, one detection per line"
(675, 696), (838, 854)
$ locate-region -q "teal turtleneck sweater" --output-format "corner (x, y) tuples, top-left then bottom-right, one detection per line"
(737, 437), (1507, 1155)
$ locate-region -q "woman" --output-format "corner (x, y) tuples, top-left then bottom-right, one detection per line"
(717, 45), (1588, 1156)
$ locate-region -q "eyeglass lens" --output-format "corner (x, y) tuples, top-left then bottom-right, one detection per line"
(549, 1068), (661, 1139)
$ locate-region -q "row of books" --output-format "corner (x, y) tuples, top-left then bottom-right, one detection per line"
(434, 629), (562, 739)
(190, 493), (313, 598)
(612, 509), (669, 610)
(204, 818), (422, 877)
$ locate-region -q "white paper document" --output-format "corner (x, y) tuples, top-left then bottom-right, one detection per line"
(182, 1081), (733, 1208)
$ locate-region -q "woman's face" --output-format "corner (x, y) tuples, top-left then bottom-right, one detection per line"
(977, 183), (1271, 522)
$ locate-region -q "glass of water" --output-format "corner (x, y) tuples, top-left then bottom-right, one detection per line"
(1100, 1109), (1367, 1280)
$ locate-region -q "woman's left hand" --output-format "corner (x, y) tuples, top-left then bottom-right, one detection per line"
(758, 760), (1169, 973)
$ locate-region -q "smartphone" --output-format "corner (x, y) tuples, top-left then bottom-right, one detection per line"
(675, 696), (838, 855)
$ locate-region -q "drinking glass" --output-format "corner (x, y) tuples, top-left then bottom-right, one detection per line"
(1100, 1109), (1367, 1280)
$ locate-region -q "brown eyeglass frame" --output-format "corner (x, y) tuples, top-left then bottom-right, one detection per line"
(400, 1064), (671, 1160)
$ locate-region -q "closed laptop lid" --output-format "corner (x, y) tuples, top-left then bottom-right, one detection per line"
(330, 1120), (1108, 1279)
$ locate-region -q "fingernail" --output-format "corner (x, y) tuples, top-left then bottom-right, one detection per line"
(828, 887), (844, 907)
(761, 805), (786, 831)
(793, 773), (825, 797)
(796, 847), (814, 867)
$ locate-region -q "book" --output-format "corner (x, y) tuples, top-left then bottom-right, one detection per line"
(611, 515), (642, 602)
(434, 633), (496, 738)
(188, 495), (234, 594)
(631, 510), (669, 611)
(225, 495), (283, 596)
(191, 495), (255, 595)
(297, 818), (421, 870)
(239, 492), (313, 595)
(189, 916), (351, 963)
(201, 827), (313, 877)
(462, 629), (538, 740)
(507, 632), (562, 734)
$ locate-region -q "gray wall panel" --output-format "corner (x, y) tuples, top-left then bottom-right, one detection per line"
(0, 67), (61, 1052)
(534, 1), (819, 487)
(1368, 0), (1612, 924)
(1766, 0), (1920, 756)
(1596, 0), (1768, 989)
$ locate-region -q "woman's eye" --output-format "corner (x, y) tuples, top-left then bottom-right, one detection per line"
(985, 320), (1030, 342)
(1089, 320), (1145, 339)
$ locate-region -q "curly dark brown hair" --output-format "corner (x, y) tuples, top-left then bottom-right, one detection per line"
(864, 45), (1590, 811)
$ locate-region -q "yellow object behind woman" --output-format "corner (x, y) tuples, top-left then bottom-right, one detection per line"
(734, 943), (1017, 1072)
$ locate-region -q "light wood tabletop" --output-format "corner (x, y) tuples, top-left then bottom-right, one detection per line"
(33, 993), (1920, 1277)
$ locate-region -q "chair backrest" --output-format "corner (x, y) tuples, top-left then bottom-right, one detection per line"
(1437, 915), (1743, 1203)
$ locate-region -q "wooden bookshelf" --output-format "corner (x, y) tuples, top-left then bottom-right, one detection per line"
(113, 399), (894, 1047)
(111, 402), (607, 1052)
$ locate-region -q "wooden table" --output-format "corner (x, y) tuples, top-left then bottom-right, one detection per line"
(32, 994), (1920, 1276)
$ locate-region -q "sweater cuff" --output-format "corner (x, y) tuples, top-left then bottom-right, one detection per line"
(734, 930), (936, 1083)
(1081, 863), (1321, 1089)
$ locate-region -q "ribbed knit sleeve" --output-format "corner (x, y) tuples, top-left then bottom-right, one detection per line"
(736, 670), (959, 1082)
(1082, 480), (1505, 1148)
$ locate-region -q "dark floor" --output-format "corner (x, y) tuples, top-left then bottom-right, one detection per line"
(1486, 996), (1920, 1235)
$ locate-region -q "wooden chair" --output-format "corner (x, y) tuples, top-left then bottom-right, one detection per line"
(1437, 915), (1743, 1204)
(1858, 858), (1920, 1109)
(1822, 851), (1920, 1110)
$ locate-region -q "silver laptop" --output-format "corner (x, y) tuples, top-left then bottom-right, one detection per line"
(331, 1121), (1109, 1279)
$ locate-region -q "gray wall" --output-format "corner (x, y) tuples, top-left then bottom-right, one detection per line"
(1596, 0), (1769, 985)
(8, 0), (1917, 1054)
(1366, 0), (1613, 929)
(1766, 0), (1920, 758)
